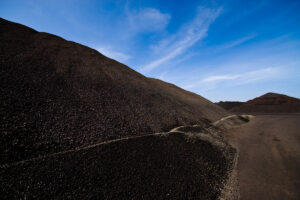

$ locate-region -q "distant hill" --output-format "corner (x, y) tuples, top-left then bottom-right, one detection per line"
(0, 18), (229, 164)
(217, 93), (300, 114)
(245, 92), (300, 105)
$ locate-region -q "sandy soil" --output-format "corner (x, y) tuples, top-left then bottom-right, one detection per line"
(225, 114), (300, 200)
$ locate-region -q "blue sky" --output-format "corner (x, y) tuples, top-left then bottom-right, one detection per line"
(1, 0), (300, 101)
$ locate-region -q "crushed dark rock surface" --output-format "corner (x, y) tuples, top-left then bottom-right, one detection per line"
(0, 131), (236, 200)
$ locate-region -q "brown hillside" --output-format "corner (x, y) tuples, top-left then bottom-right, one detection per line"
(246, 92), (300, 105)
(230, 93), (300, 114)
(0, 18), (229, 164)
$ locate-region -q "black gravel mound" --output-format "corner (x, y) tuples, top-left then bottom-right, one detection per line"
(0, 132), (235, 200)
(0, 18), (229, 164)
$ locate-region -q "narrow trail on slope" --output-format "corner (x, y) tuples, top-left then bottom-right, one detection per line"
(1, 122), (236, 170)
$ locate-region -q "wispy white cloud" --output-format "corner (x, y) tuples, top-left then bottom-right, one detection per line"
(202, 75), (240, 82)
(96, 46), (131, 62)
(126, 8), (170, 33)
(215, 34), (257, 51)
(140, 7), (222, 74)
(150, 35), (176, 53)
(141, 47), (185, 73)
(158, 71), (168, 80)
(161, 34), (256, 67)
(236, 67), (279, 85)
(185, 67), (280, 90)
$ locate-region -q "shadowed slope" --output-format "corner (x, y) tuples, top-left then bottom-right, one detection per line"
(0, 18), (229, 164)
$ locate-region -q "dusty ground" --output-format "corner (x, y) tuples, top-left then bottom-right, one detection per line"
(225, 114), (300, 200)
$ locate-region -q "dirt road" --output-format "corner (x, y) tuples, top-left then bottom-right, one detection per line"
(226, 114), (300, 200)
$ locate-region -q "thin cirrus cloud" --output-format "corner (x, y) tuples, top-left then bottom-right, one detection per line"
(94, 7), (170, 64)
(185, 67), (280, 90)
(140, 7), (223, 74)
(126, 7), (171, 33)
(202, 75), (241, 82)
(96, 46), (131, 62)
(163, 34), (257, 67)
(214, 34), (257, 51)
(236, 67), (280, 85)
